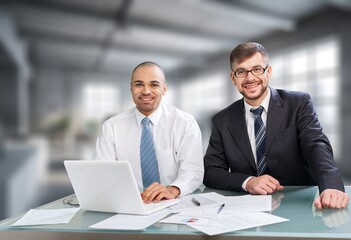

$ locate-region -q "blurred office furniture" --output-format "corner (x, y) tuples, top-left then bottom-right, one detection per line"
(0, 137), (48, 220)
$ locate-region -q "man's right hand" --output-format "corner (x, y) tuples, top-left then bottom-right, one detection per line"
(246, 175), (284, 195)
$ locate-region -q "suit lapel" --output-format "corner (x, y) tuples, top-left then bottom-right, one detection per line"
(228, 99), (257, 171)
(266, 88), (286, 154)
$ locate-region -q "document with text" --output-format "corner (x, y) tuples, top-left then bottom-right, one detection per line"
(188, 212), (289, 235)
(161, 211), (288, 235)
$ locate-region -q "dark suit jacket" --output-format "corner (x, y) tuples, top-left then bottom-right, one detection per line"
(203, 88), (344, 193)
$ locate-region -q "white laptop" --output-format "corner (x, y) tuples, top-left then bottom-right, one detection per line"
(64, 160), (179, 215)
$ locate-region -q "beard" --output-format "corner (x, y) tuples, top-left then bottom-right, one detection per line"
(239, 80), (268, 103)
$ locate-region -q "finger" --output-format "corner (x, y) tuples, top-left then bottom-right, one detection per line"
(343, 195), (350, 208)
(267, 176), (280, 186)
(141, 188), (152, 202)
(336, 198), (344, 209)
(328, 194), (338, 208)
(267, 176), (283, 191)
(154, 192), (166, 202)
(148, 189), (163, 203)
(266, 180), (280, 193)
(321, 194), (331, 208)
(340, 194), (349, 208)
(146, 184), (171, 203)
(262, 183), (276, 194)
(255, 181), (273, 194)
(333, 193), (346, 209)
(142, 183), (161, 202)
(248, 183), (267, 194)
(154, 190), (174, 202)
(151, 187), (175, 202)
(254, 187), (268, 195)
(258, 177), (278, 194)
(146, 186), (164, 203)
(314, 196), (323, 209)
(142, 182), (157, 196)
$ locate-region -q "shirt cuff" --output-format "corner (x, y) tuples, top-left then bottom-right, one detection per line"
(242, 176), (254, 192)
(169, 180), (189, 197)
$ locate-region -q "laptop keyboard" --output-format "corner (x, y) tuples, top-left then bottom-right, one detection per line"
(144, 200), (173, 210)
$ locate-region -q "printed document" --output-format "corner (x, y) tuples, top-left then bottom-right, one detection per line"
(12, 208), (80, 226)
(188, 212), (289, 235)
(161, 211), (288, 235)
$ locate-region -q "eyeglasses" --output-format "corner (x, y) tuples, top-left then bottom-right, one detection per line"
(233, 65), (269, 78)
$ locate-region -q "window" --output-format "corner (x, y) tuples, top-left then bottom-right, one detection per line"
(269, 37), (340, 159)
(83, 83), (120, 122)
(180, 72), (227, 117)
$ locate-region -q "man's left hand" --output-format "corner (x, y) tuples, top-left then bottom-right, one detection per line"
(141, 182), (180, 203)
(314, 189), (349, 209)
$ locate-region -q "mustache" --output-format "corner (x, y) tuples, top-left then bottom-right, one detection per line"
(242, 79), (262, 85)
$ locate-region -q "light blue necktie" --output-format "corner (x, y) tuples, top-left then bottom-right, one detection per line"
(250, 106), (268, 176)
(140, 117), (160, 188)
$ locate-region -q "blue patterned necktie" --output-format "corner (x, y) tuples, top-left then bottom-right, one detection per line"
(250, 106), (268, 176)
(140, 117), (160, 188)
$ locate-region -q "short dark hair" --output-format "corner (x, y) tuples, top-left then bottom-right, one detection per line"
(229, 42), (269, 70)
(132, 61), (163, 75)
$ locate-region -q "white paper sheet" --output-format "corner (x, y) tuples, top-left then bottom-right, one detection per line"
(160, 213), (219, 225)
(203, 195), (272, 215)
(12, 208), (80, 226)
(178, 195), (272, 216)
(168, 192), (225, 213)
(89, 209), (170, 230)
(187, 212), (289, 235)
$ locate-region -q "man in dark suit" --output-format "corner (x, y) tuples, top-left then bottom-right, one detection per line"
(203, 42), (349, 209)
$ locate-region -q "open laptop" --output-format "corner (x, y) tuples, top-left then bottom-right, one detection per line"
(64, 160), (179, 215)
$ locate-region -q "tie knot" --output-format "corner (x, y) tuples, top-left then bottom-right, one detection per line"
(250, 106), (264, 117)
(141, 117), (150, 126)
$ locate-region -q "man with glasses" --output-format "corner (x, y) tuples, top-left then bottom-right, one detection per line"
(203, 42), (349, 209)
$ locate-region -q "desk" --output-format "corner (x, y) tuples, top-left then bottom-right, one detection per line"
(0, 186), (350, 240)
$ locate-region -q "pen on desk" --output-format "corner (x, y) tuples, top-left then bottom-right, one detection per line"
(217, 204), (225, 214)
(191, 198), (201, 206)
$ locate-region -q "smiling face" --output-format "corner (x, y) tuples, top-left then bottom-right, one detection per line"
(131, 64), (167, 116)
(230, 52), (272, 106)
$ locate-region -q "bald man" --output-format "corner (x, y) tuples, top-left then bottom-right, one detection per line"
(93, 61), (204, 203)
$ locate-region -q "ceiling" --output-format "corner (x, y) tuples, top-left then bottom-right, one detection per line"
(2, 0), (351, 79)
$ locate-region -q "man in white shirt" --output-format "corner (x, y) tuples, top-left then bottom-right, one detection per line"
(93, 61), (204, 203)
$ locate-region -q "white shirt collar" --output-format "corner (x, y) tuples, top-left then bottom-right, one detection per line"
(244, 88), (271, 119)
(135, 103), (163, 126)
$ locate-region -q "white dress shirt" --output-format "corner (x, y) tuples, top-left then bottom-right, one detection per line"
(93, 103), (204, 197)
(242, 89), (271, 190)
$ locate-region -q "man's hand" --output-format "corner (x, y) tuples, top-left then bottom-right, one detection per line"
(141, 182), (180, 203)
(314, 189), (349, 209)
(246, 175), (284, 195)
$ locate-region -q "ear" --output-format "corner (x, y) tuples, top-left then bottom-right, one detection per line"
(230, 72), (237, 86)
(266, 65), (272, 79)
(162, 82), (167, 96)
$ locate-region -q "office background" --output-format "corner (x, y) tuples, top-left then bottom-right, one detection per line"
(1, 0), (351, 220)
